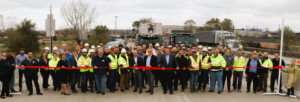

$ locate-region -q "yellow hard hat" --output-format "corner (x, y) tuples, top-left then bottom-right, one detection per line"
(225, 46), (227, 49)
(254, 50), (256, 53)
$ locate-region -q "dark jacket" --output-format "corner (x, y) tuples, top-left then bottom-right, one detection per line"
(39, 57), (49, 67)
(245, 58), (262, 75)
(129, 56), (143, 71)
(143, 55), (158, 74)
(159, 53), (179, 72)
(271, 58), (285, 73)
(223, 54), (234, 71)
(21, 58), (39, 75)
(6, 55), (15, 65)
(92, 55), (109, 75)
(176, 55), (189, 71)
(69, 55), (79, 75)
(0, 59), (15, 77)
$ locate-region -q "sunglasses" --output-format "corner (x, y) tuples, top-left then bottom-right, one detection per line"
(134, 48), (137, 49)
(2, 55), (7, 57)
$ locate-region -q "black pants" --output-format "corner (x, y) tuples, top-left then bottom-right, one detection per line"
(18, 69), (25, 89)
(161, 71), (173, 92)
(88, 72), (97, 91)
(222, 71), (232, 90)
(270, 72), (282, 92)
(247, 72), (258, 91)
(155, 71), (160, 86)
(25, 74), (41, 93)
(1, 73), (13, 96)
(40, 69), (50, 88)
(174, 70), (185, 91)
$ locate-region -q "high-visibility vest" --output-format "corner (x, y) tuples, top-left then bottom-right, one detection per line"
(118, 54), (129, 74)
(77, 56), (92, 72)
(87, 50), (90, 56)
(47, 53), (60, 60)
(200, 55), (210, 69)
(49, 59), (59, 70)
(210, 54), (226, 71)
(107, 54), (118, 70)
(189, 56), (200, 71)
(233, 56), (247, 71)
(260, 58), (273, 71)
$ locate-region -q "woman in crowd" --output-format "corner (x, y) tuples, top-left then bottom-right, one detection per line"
(49, 53), (61, 91)
(39, 52), (50, 91)
(0, 53), (14, 99)
(282, 58), (299, 97)
(57, 53), (71, 95)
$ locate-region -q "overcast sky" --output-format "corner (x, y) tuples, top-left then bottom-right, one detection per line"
(1, 0), (300, 32)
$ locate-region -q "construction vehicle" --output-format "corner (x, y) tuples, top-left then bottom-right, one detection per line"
(195, 30), (242, 49)
(135, 22), (163, 47)
(168, 30), (198, 48)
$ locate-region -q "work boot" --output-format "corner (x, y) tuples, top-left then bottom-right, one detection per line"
(291, 87), (294, 95)
(10, 89), (18, 93)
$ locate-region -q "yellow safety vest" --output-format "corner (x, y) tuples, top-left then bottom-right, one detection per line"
(77, 56), (92, 72)
(200, 55), (210, 69)
(233, 56), (247, 71)
(108, 54), (118, 70)
(49, 59), (59, 70)
(118, 54), (129, 74)
(189, 56), (200, 71)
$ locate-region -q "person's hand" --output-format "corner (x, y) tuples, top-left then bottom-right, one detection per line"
(294, 81), (296, 83)
(221, 66), (224, 69)
(107, 72), (109, 75)
(12, 64), (15, 66)
(133, 70), (135, 73)
(134, 64), (137, 67)
(72, 66), (75, 69)
(62, 66), (65, 68)
(15, 65), (19, 68)
(257, 75), (260, 78)
(199, 72), (201, 75)
(174, 71), (176, 74)
(246, 74), (248, 77)
(143, 69), (145, 71)
(158, 64), (160, 67)
(226, 68), (229, 71)
(21, 65), (24, 68)
(162, 67), (165, 70)
(176, 67), (179, 70)
(148, 65), (151, 67)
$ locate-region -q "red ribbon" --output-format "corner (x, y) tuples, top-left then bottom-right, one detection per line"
(15, 66), (282, 70)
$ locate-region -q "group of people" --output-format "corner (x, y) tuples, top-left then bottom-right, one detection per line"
(0, 42), (299, 99)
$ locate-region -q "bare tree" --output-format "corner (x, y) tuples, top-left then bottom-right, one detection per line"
(184, 19), (196, 32)
(0, 16), (19, 32)
(60, 0), (99, 44)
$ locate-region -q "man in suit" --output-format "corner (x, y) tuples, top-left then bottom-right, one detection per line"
(143, 49), (158, 95)
(159, 48), (179, 94)
(130, 50), (143, 93)
(69, 51), (79, 93)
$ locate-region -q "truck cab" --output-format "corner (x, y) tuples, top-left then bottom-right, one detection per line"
(219, 32), (242, 49)
(169, 30), (197, 48)
(136, 22), (163, 47)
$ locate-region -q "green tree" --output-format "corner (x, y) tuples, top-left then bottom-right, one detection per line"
(4, 19), (40, 56)
(86, 25), (111, 46)
(278, 26), (297, 51)
(131, 18), (152, 34)
(220, 18), (234, 32)
(184, 19), (196, 31)
(196, 18), (234, 32)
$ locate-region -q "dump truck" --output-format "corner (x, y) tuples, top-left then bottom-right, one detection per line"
(168, 30), (198, 48)
(135, 22), (163, 47)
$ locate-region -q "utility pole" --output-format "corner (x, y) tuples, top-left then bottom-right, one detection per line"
(50, 5), (52, 53)
(115, 16), (118, 35)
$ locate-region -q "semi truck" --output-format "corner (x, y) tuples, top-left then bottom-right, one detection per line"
(135, 22), (163, 47)
(169, 30), (197, 48)
(195, 30), (242, 49)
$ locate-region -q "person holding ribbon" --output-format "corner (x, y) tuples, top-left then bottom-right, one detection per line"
(77, 48), (92, 93)
(57, 53), (70, 95)
(49, 53), (61, 91)
(189, 49), (201, 93)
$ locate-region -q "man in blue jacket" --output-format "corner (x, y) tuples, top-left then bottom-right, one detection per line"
(92, 49), (109, 95)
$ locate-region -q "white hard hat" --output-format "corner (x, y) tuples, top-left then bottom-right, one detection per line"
(155, 43), (159, 47)
(90, 49), (95, 53)
(97, 45), (101, 48)
(168, 45), (172, 48)
(121, 48), (126, 53)
(91, 45), (95, 49)
(203, 47), (208, 52)
(208, 47), (212, 50)
(53, 47), (58, 50)
(198, 45), (203, 48)
(108, 46), (111, 49)
(84, 43), (89, 47)
(45, 47), (50, 50)
(82, 48), (88, 52)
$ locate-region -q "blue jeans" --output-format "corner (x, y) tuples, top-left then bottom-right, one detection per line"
(200, 69), (209, 90)
(50, 71), (61, 89)
(9, 73), (15, 89)
(190, 71), (199, 90)
(70, 74), (78, 91)
(81, 72), (89, 91)
(210, 71), (223, 91)
(94, 74), (106, 92)
(109, 70), (118, 91)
